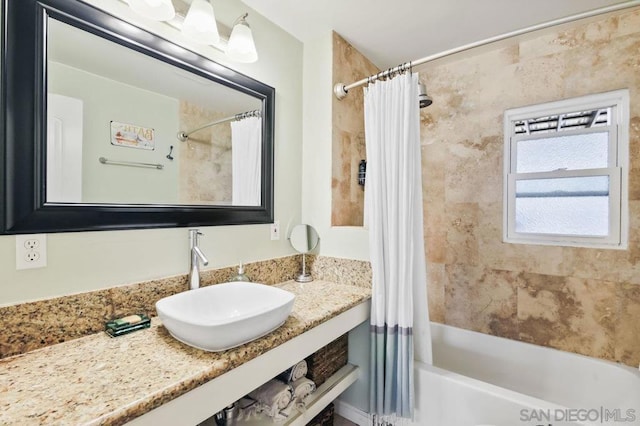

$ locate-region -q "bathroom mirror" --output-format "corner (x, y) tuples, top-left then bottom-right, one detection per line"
(47, 19), (263, 207)
(289, 224), (319, 282)
(0, 0), (275, 233)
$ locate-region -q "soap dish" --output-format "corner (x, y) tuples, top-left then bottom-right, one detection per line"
(105, 314), (151, 337)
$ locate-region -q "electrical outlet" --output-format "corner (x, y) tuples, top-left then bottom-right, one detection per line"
(24, 238), (40, 250)
(25, 251), (40, 262)
(270, 220), (280, 241)
(16, 234), (47, 270)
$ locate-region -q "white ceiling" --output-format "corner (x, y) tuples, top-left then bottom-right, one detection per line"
(242, 0), (631, 70)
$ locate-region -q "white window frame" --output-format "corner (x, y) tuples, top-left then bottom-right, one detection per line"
(503, 90), (629, 249)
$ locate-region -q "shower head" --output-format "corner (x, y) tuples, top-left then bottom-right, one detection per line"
(418, 82), (433, 108)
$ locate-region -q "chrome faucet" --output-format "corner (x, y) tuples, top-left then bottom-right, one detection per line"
(188, 229), (209, 290)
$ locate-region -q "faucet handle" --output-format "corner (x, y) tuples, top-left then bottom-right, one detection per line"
(189, 229), (204, 247)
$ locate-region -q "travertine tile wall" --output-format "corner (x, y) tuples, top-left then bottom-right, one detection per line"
(332, 8), (640, 366)
(420, 7), (640, 367)
(178, 101), (232, 204)
(332, 32), (379, 226)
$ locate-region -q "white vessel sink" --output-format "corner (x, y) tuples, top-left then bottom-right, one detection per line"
(156, 282), (295, 352)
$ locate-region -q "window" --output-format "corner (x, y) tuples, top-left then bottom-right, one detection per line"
(503, 90), (629, 249)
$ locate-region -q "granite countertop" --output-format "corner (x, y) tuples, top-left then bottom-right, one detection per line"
(0, 281), (371, 426)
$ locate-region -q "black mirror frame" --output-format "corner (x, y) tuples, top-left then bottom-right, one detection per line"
(0, 0), (275, 234)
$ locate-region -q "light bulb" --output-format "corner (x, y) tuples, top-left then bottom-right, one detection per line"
(182, 0), (220, 45)
(226, 15), (258, 63)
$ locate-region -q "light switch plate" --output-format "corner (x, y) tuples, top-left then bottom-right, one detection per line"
(16, 234), (47, 270)
(270, 220), (280, 240)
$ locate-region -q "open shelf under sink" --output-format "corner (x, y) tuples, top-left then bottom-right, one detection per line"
(202, 364), (360, 426)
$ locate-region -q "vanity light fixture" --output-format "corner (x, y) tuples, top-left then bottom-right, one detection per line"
(181, 0), (220, 45)
(124, 0), (258, 63)
(128, 0), (175, 21)
(226, 13), (258, 63)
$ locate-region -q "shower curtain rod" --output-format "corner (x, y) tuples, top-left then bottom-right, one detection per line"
(334, 0), (640, 100)
(177, 109), (261, 142)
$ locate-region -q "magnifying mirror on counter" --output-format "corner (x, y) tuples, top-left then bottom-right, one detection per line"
(289, 224), (320, 283)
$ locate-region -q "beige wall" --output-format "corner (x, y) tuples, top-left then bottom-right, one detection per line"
(0, 0), (303, 306)
(326, 7), (640, 367)
(331, 33), (379, 226)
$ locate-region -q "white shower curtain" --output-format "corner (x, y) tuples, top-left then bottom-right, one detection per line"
(231, 116), (262, 206)
(364, 72), (432, 423)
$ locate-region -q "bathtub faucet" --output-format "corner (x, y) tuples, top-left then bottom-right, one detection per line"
(188, 229), (209, 290)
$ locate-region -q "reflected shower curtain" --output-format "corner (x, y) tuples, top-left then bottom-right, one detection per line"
(364, 72), (432, 423)
(231, 116), (262, 206)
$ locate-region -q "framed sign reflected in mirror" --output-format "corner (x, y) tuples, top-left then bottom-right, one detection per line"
(1, 0), (275, 234)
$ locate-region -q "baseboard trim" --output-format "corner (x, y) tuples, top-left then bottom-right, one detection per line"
(334, 399), (370, 426)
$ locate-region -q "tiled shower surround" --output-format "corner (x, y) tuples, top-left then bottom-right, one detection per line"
(332, 7), (640, 367)
(331, 33), (379, 226)
(178, 101), (233, 204)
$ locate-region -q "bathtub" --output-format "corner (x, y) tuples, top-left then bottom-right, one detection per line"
(411, 323), (640, 426)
